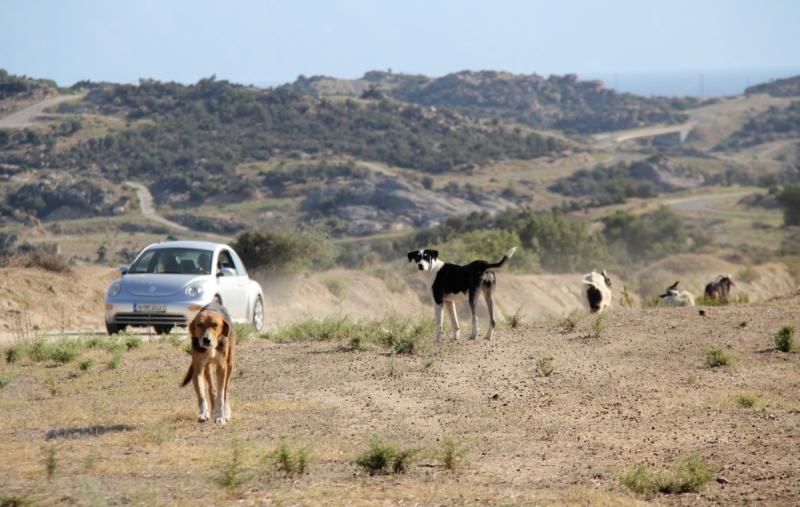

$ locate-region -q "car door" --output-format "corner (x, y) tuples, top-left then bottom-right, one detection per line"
(215, 248), (248, 320)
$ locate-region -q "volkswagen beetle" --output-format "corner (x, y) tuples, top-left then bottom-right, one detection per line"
(104, 241), (264, 335)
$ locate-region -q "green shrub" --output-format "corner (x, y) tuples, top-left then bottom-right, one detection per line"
(619, 285), (636, 309)
(107, 349), (123, 370)
(591, 312), (608, 338)
(704, 346), (736, 368)
(28, 336), (52, 362)
(618, 454), (716, 495)
(537, 355), (556, 377)
(123, 335), (142, 350)
(734, 392), (759, 408)
(696, 295), (728, 307)
(0, 374), (12, 388)
(233, 322), (254, 343)
(50, 337), (84, 364)
(502, 307), (525, 329)
(6, 344), (25, 363)
(230, 225), (336, 275)
(78, 359), (94, 371)
(558, 308), (584, 332)
(436, 435), (469, 472)
(774, 324), (798, 352)
(355, 437), (419, 476)
(268, 437), (314, 476)
(210, 433), (258, 492)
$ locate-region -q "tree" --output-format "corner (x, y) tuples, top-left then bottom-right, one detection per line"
(776, 183), (800, 226)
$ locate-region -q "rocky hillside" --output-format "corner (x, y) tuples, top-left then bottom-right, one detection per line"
(745, 74), (800, 97)
(293, 70), (710, 134)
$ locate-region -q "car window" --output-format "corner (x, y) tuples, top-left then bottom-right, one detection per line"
(229, 250), (247, 276)
(217, 250), (238, 274)
(129, 248), (214, 274)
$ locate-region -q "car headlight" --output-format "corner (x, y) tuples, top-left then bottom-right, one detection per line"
(186, 286), (204, 298)
(108, 283), (122, 298)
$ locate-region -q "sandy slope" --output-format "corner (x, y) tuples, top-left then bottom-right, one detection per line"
(1, 256), (795, 343)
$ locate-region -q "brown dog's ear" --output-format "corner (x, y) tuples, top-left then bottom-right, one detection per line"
(221, 319), (231, 340)
(189, 318), (198, 339)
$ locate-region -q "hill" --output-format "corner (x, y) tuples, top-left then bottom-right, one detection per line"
(293, 70), (711, 134)
(745, 74), (800, 97)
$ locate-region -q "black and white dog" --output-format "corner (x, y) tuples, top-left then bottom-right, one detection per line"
(407, 247), (516, 342)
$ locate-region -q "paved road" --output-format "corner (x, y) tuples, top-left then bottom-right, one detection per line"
(124, 182), (230, 240)
(667, 191), (753, 213)
(0, 95), (82, 127)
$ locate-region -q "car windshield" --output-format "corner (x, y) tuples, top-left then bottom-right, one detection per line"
(128, 248), (214, 275)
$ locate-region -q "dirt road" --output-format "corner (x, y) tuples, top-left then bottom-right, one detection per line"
(0, 95), (81, 127)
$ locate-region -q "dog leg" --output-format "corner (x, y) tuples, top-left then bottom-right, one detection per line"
(483, 285), (496, 340)
(468, 290), (479, 340)
(212, 364), (227, 424)
(445, 300), (460, 340)
(193, 362), (210, 422)
(434, 303), (444, 342)
(223, 348), (234, 422)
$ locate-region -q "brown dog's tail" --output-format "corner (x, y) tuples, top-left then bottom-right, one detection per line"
(486, 247), (517, 271)
(181, 364), (193, 387)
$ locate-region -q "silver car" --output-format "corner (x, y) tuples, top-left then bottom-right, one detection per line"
(104, 241), (264, 335)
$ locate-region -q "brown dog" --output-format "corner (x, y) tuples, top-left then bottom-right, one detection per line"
(181, 302), (236, 424)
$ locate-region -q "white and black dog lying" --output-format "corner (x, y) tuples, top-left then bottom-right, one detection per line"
(408, 247), (516, 342)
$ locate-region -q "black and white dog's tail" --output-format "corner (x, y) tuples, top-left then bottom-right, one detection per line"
(485, 247), (517, 271)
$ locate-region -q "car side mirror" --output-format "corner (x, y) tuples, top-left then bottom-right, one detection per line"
(216, 267), (236, 278)
(119, 266), (129, 276)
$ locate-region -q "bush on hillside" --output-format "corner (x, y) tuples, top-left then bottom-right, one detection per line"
(230, 225), (336, 275)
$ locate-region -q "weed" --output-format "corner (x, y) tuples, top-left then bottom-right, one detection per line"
(50, 337), (84, 364)
(619, 285), (636, 309)
(355, 437), (420, 475)
(697, 295), (728, 307)
(28, 336), (52, 362)
(537, 354), (556, 377)
(0, 494), (35, 507)
(558, 308), (584, 332)
(774, 324), (798, 352)
(143, 422), (175, 446)
(436, 434), (469, 472)
(183, 341), (193, 356)
(591, 312), (608, 338)
(502, 307), (525, 329)
(123, 335), (142, 350)
(738, 320), (748, 328)
(107, 349), (123, 370)
(323, 275), (348, 298)
(159, 333), (185, 348)
(386, 355), (399, 377)
(540, 424), (558, 441)
(210, 433), (258, 492)
(618, 453), (716, 495)
(5, 344), (25, 363)
(734, 392), (759, 408)
(421, 358), (436, 370)
(648, 296), (661, 308)
(42, 442), (59, 480)
(268, 437), (314, 476)
(0, 374), (12, 388)
(233, 321), (254, 343)
(44, 374), (60, 396)
(704, 346), (737, 368)
(688, 375), (698, 385)
(735, 293), (750, 304)
(78, 359), (94, 371)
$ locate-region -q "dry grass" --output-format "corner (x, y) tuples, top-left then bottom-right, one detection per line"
(1, 295), (800, 505)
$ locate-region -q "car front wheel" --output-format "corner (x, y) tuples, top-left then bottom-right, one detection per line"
(252, 297), (264, 332)
(106, 321), (127, 335)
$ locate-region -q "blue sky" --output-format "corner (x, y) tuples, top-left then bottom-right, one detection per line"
(1, 0), (799, 95)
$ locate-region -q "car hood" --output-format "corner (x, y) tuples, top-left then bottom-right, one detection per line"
(123, 274), (210, 297)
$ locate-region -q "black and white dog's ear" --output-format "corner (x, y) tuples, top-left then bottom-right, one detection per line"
(407, 251), (416, 263)
(425, 249), (439, 260)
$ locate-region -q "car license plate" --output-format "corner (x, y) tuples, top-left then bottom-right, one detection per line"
(134, 303), (167, 313)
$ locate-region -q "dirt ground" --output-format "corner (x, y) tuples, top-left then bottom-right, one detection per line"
(0, 283), (799, 505)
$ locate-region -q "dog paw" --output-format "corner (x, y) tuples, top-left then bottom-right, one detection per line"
(468, 333), (478, 340)
(213, 412), (226, 424)
(224, 404), (232, 421)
